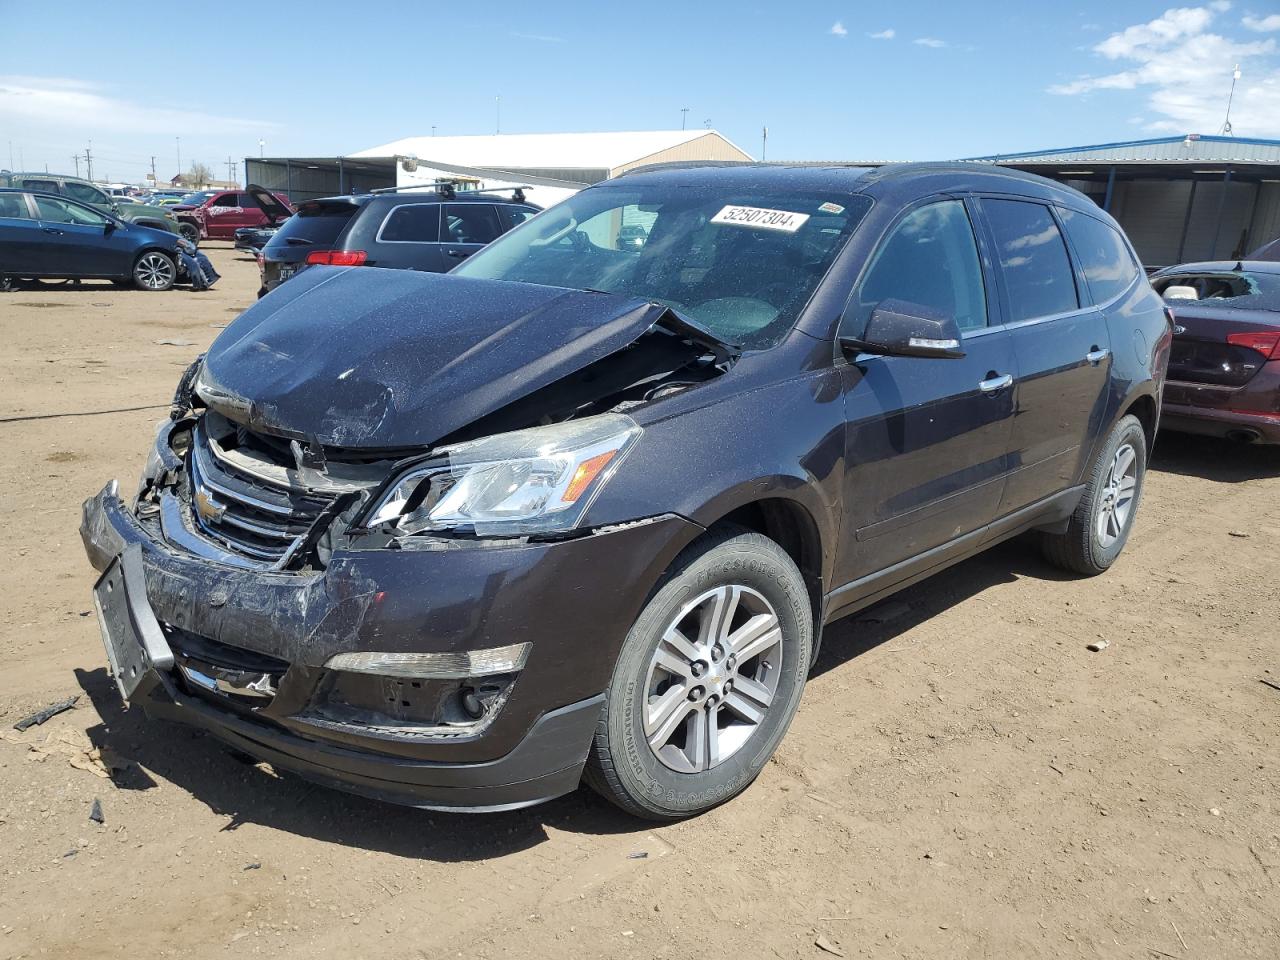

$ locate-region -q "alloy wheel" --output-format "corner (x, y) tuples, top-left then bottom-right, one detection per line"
(643, 585), (783, 774)
(1096, 442), (1138, 548)
(135, 254), (174, 290)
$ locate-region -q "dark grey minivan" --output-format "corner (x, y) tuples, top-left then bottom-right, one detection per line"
(257, 188), (540, 296)
(82, 163), (1172, 820)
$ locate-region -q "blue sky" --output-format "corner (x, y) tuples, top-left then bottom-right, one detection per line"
(1, 0), (1278, 182)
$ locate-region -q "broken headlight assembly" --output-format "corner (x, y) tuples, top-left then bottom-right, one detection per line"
(363, 413), (641, 537)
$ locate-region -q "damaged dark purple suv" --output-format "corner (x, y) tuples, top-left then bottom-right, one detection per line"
(81, 164), (1171, 819)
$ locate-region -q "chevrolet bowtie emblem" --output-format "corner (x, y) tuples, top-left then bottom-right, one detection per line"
(194, 486), (226, 523)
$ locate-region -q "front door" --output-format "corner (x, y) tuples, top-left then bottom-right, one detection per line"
(975, 198), (1113, 515)
(31, 196), (127, 277)
(835, 197), (1018, 590)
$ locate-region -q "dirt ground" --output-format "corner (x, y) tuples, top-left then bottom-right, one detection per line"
(1, 244), (1278, 960)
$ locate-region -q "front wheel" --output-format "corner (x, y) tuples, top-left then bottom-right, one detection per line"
(177, 222), (200, 244)
(133, 251), (176, 291)
(585, 525), (812, 819)
(1041, 414), (1148, 575)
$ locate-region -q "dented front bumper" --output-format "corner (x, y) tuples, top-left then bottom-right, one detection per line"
(80, 482), (701, 811)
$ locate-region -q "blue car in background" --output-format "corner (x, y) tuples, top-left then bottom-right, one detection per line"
(0, 188), (185, 290)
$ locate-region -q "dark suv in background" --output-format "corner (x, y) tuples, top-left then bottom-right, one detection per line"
(81, 164), (1170, 820)
(257, 187), (540, 296)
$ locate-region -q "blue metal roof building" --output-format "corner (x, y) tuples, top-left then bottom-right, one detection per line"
(962, 135), (1280, 267)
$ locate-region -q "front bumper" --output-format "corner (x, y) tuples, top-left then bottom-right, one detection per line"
(80, 482), (700, 810)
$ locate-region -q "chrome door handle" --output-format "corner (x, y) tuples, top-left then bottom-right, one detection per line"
(978, 373), (1013, 394)
(1085, 347), (1111, 365)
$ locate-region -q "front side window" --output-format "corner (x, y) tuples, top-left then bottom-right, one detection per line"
(35, 196), (108, 226)
(848, 199), (988, 336)
(379, 204), (441, 243)
(454, 184), (871, 349)
(982, 199), (1079, 322)
(443, 204), (502, 245)
(65, 182), (107, 206)
(1059, 208), (1140, 304)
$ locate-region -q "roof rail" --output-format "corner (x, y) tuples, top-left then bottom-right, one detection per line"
(368, 181), (531, 202)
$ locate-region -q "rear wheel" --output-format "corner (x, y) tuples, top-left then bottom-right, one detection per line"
(1041, 414), (1147, 575)
(133, 251), (176, 291)
(585, 525), (812, 819)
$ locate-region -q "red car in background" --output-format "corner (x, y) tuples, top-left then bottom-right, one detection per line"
(172, 184), (292, 243)
(1151, 260), (1280, 444)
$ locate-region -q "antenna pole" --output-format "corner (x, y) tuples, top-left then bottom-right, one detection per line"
(1221, 64), (1240, 135)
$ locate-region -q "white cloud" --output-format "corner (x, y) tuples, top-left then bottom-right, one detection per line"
(913, 37), (948, 48)
(829, 22), (848, 37)
(868, 29), (896, 40)
(0, 75), (274, 137)
(1047, 5), (1280, 136)
(1243, 13), (1280, 31)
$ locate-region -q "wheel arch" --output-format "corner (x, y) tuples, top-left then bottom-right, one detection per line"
(1121, 391), (1158, 452)
(707, 495), (828, 666)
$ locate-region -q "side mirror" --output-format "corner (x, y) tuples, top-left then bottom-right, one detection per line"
(840, 298), (965, 359)
(1161, 284), (1198, 301)
(104, 219), (119, 233)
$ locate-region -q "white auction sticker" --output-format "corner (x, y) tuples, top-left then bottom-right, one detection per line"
(711, 205), (810, 233)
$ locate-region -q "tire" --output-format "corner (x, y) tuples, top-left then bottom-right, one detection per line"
(585, 525), (812, 819)
(177, 222), (200, 244)
(1041, 414), (1147, 575)
(133, 251), (176, 291)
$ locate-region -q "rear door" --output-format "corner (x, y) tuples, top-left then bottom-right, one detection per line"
(835, 197), (1018, 586)
(977, 197), (1113, 516)
(441, 202), (503, 265)
(0, 192), (40, 274)
(372, 202), (444, 270)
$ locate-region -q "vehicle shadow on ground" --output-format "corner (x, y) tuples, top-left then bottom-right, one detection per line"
(73, 665), (643, 862)
(811, 535), (1067, 679)
(1151, 430), (1280, 483)
(72, 535), (1066, 859)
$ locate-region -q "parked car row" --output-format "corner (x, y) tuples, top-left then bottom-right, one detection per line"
(81, 162), (1183, 821)
(0, 171), (180, 235)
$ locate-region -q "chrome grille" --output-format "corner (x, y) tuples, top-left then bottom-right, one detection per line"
(186, 421), (334, 562)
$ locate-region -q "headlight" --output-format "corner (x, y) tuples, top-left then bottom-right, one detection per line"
(365, 414), (641, 536)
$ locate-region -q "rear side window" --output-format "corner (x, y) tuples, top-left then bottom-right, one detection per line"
(379, 203), (441, 243)
(982, 199), (1079, 322)
(0, 193), (31, 218)
(498, 205), (540, 231)
(852, 199), (988, 333)
(1059, 209), (1139, 304)
(269, 202), (359, 247)
(23, 178), (59, 193)
(443, 203), (502, 245)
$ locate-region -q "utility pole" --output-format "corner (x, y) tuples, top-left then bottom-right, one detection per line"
(150, 156), (156, 182)
(226, 156), (236, 184)
(761, 126), (768, 161)
(431, 125), (437, 137)
(258, 139), (265, 158)
(176, 137), (182, 179)
(85, 141), (94, 182)
(72, 154), (80, 177)
(681, 107), (689, 130)
(495, 96), (501, 135)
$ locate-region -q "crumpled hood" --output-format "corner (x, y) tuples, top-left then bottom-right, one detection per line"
(200, 266), (667, 449)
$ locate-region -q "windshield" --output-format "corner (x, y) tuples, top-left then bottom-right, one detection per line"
(453, 183), (871, 348)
